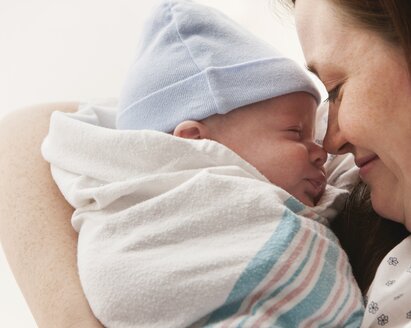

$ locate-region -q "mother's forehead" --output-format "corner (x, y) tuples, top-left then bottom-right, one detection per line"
(293, 0), (353, 74)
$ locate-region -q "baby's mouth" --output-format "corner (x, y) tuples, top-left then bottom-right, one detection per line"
(306, 177), (326, 205)
(308, 178), (324, 189)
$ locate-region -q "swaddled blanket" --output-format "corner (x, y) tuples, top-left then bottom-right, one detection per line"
(41, 103), (364, 328)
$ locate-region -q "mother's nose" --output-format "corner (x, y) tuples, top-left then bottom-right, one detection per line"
(323, 110), (351, 155)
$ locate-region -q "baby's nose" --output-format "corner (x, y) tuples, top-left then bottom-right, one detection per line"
(310, 143), (328, 167)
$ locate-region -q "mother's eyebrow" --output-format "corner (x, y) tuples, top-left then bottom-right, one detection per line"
(305, 64), (320, 78)
(306, 63), (347, 87)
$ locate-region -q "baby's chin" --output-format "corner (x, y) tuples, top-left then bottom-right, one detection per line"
(300, 197), (315, 207)
(313, 189), (326, 207)
(299, 190), (324, 207)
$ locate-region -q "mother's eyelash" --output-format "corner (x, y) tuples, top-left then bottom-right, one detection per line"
(325, 84), (342, 103)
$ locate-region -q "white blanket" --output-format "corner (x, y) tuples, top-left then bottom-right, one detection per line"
(41, 102), (364, 328)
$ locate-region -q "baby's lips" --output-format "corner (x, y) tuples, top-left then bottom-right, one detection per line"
(309, 172), (326, 190)
(307, 174), (327, 202)
(309, 178), (323, 189)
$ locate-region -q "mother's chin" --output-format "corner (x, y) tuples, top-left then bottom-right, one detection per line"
(369, 184), (408, 230)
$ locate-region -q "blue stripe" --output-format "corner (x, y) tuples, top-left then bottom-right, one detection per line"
(319, 264), (352, 328)
(273, 239), (339, 327)
(238, 229), (318, 328)
(204, 209), (301, 326)
(277, 229), (342, 326)
(284, 196), (305, 213)
(318, 226), (364, 327)
(319, 264), (364, 328)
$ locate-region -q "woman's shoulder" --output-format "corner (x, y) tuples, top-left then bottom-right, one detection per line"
(0, 102), (79, 137)
(0, 102), (80, 194)
(0, 102), (79, 158)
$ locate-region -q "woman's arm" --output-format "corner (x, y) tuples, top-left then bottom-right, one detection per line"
(0, 103), (103, 328)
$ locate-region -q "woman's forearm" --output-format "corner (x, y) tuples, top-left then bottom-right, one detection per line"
(0, 103), (103, 328)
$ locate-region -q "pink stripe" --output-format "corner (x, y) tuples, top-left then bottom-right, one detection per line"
(252, 236), (327, 327)
(302, 245), (346, 327)
(220, 225), (313, 328)
(335, 274), (362, 326)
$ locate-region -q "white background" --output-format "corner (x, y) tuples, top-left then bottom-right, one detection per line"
(0, 0), (309, 326)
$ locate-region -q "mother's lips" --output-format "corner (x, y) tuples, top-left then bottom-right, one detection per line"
(355, 154), (379, 168)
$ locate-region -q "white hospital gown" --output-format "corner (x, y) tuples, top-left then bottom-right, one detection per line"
(361, 235), (411, 327)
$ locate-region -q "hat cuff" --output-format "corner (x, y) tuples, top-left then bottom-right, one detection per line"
(116, 57), (321, 132)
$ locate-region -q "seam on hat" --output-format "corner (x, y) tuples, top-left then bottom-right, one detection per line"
(169, 1), (220, 112)
(118, 69), (209, 116)
(168, 1), (201, 73)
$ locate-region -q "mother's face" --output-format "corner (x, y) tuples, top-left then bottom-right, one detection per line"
(294, 0), (411, 230)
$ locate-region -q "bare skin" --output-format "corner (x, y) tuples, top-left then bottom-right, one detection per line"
(0, 103), (102, 328)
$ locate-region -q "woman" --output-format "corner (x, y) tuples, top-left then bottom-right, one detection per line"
(287, 0), (411, 326)
(1, 0), (410, 326)
(291, 0), (411, 226)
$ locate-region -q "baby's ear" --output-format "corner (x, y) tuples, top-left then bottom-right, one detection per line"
(173, 120), (210, 139)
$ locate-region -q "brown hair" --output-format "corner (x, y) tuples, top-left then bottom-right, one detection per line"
(331, 182), (409, 294)
(284, 0), (411, 70)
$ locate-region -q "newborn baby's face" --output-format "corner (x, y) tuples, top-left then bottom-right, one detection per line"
(210, 92), (327, 206)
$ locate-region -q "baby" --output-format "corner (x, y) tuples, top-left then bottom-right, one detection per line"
(42, 0), (364, 327)
(116, 1), (327, 208)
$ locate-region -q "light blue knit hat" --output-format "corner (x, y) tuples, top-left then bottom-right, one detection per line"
(117, 0), (320, 132)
